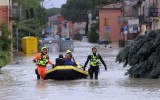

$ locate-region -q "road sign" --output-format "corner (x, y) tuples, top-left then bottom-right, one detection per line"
(123, 26), (128, 31)
(105, 26), (110, 32)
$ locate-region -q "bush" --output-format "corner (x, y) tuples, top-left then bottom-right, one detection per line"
(87, 31), (99, 43)
(0, 22), (11, 51)
(119, 39), (125, 47)
(88, 19), (99, 43)
(0, 22), (11, 68)
(0, 51), (10, 68)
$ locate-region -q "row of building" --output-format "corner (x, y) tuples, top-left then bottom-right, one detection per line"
(47, 0), (160, 44)
(1, 0), (160, 44)
(47, 14), (86, 40)
(99, 0), (160, 43)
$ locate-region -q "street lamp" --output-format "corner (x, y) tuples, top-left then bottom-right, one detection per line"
(0, 27), (2, 37)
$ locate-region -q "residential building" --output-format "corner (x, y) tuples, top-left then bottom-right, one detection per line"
(122, 0), (160, 36)
(99, 2), (122, 43)
(0, 0), (12, 30)
(122, 0), (139, 39)
(0, 0), (19, 62)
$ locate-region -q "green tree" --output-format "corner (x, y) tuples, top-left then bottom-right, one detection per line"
(61, 0), (121, 22)
(46, 8), (61, 17)
(61, 0), (92, 22)
(12, 0), (42, 51)
(0, 22), (11, 68)
(116, 30), (160, 79)
(88, 20), (99, 43)
(0, 22), (11, 51)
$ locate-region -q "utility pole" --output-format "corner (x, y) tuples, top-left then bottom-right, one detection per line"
(41, 0), (44, 37)
(121, 0), (127, 45)
(40, 0), (52, 38)
(16, 28), (19, 52)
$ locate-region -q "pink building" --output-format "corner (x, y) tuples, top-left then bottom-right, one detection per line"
(99, 2), (122, 43)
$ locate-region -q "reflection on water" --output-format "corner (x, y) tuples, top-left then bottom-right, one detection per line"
(0, 41), (160, 100)
(37, 80), (46, 89)
(89, 80), (100, 87)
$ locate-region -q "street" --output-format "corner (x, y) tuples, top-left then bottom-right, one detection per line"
(0, 41), (160, 100)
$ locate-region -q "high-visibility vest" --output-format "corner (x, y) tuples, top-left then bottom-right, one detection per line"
(90, 54), (99, 66)
(36, 55), (49, 67)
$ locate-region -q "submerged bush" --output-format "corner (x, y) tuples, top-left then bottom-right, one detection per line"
(0, 22), (11, 68)
(0, 51), (10, 68)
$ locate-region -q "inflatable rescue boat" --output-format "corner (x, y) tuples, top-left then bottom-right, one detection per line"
(45, 63), (88, 80)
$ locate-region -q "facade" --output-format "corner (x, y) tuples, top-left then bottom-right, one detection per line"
(48, 15), (74, 39)
(48, 14), (60, 38)
(121, 0), (160, 36)
(0, 0), (12, 29)
(122, 0), (139, 40)
(99, 2), (122, 43)
(0, 0), (18, 62)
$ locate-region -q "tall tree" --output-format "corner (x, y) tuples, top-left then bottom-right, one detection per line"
(61, 0), (92, 22)
(116, 30), (160, 79)
(61, 0), (121, 22)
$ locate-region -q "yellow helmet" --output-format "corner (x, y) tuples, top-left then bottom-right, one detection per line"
(66, 50), (71, 54)
(41, 46), (48, 52)
(92, 46), (97, 50)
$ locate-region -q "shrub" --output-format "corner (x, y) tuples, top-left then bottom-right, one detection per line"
(0, 22), (11, 68)
(87, 31), (99, 43)
(0, 51), (10, 68)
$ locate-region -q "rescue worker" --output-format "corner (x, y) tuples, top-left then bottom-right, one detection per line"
(64, 54), (77, 67)
(83, 47), (107, 80)
(66, 50), (76, 62)
(33, 46), (54, 80)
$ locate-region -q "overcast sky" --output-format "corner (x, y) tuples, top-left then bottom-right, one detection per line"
(44, 0), (67, 9)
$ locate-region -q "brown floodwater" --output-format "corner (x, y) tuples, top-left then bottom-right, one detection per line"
(0, 41), (160, 100)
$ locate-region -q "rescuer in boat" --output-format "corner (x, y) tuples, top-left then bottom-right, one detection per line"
(64, 54), (77, 67)
(33, 46), (54, 80)
(83, 47), (107, 79)
(66, 50), (76, 62)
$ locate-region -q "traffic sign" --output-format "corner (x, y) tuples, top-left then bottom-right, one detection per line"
(123, 26), (128, 31)
(105, 26), (110, 32)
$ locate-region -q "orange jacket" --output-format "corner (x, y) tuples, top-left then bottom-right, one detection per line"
(33, 53), (53, 67)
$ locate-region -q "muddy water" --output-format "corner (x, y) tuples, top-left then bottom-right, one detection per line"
(0, 41), (160, 100)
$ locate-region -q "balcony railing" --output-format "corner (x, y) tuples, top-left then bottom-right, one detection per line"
(149, 7), (159, 18)
(9, 5), (20, 20)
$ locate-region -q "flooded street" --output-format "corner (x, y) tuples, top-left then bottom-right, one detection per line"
(1, 41), (160, 100)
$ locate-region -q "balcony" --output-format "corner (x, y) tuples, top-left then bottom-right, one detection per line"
(149, 7), (159, 18)
(9, 5), (20, 20)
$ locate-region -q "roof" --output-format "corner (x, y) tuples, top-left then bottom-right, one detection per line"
(100, 2), (122, 9)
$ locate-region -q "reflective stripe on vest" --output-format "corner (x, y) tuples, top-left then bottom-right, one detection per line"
(90, 54), (99, 66)
(36, 55), (49, 67)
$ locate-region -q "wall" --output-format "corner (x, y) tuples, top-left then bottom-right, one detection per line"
(0, 0), (9, 6)
(0, 6), (8, 25)
(99, 8), (121, 43)
(0, 0), (12, 27)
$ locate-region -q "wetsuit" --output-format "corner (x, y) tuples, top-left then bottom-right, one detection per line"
(84, 53), (107, 79)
